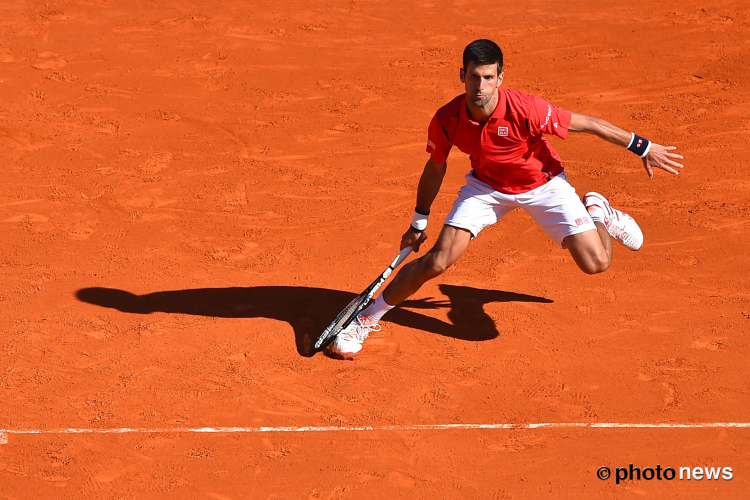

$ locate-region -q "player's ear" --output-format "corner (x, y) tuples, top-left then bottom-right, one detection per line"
(498, 71), (504, 87)
(459, 67), (465, 83)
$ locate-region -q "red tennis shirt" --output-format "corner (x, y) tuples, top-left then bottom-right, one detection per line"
(426, 88), (572, 194)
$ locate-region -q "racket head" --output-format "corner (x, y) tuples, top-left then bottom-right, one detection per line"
(314, 294), (369, 350)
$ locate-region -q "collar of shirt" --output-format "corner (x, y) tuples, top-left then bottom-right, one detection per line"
(459, 88), (507, 127)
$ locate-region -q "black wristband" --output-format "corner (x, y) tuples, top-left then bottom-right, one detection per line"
(627, 133), (651, 157)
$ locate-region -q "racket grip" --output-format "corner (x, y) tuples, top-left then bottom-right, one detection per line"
(391, 246), (413, 269)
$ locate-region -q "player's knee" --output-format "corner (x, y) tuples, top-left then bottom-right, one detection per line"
(581, 253), (610, 275)
(421, 253), (449, 278)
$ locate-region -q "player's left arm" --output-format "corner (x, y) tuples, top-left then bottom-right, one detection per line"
(568, 112), (684, 179)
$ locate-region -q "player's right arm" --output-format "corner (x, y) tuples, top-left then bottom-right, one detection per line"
(400, 156), (447, 252)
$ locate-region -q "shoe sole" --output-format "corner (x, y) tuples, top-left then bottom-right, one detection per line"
(325, 343), (362, 359)
(326, 349), (360, 360)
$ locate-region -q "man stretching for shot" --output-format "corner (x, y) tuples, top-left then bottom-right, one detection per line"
(329, 39), (684, 357)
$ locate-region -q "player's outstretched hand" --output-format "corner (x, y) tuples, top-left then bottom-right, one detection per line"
(643, 143), (684, 179)
(400, 228), (428, 252)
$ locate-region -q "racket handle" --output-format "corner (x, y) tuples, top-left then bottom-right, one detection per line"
(383, 247), (412, 280)
(391, 246), (413, 270)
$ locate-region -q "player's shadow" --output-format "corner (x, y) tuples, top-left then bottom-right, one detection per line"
(75, 285), (552, 357)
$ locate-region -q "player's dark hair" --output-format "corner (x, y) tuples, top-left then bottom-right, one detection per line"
(463, 39), (503, 74)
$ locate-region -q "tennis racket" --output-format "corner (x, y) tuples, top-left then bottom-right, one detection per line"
(314, 246), (413, 351)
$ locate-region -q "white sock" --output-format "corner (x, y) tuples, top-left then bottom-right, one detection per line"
(360, 294), (394, 323)
(586, 205), (606, 225)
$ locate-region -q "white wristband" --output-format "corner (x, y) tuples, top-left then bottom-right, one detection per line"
(411, 211), (428, 231)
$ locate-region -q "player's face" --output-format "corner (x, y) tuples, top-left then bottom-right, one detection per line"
(460, 62), (503, 108)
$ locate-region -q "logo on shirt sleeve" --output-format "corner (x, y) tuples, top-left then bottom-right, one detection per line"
(541, 104), (552, 129)
(497, 126), (509, 137)
(427, 139), (436, 151)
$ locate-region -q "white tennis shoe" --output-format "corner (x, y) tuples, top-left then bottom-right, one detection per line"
(583, 192), (644, 251)
(327, 315), (380, 357)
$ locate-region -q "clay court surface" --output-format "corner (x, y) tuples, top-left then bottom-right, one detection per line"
(1, 0), (750, 497)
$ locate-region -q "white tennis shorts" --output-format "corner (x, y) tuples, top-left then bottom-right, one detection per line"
(444, 171), (598, 245)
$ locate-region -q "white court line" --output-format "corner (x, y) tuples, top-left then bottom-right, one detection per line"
(2, 422), (750, 443)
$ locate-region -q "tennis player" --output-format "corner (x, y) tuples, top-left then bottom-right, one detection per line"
(329, 39), (683, 357)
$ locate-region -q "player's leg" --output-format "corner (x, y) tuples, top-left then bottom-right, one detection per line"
(522, 172), (611, 274)
(376, 172), (509, 312)
(373, 172), (505, 314)
(523, 173), (643, 275)
(562, 226), (611, 274)
(382, 224), (472, 306)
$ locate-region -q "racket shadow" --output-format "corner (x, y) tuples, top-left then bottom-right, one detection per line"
(75, 285), (552, 357)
